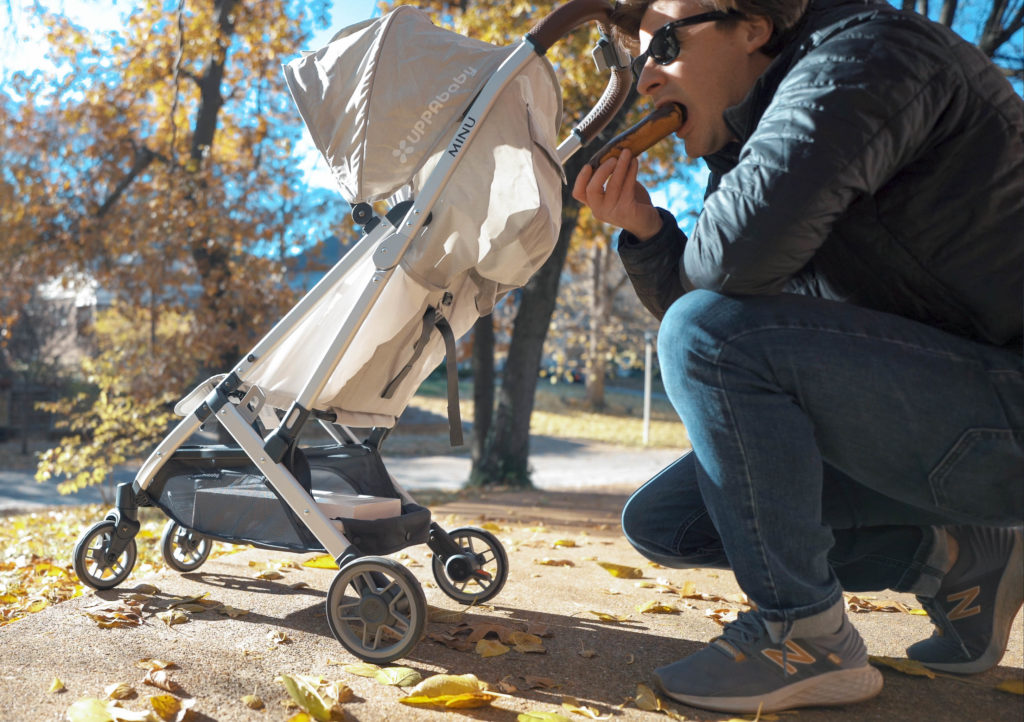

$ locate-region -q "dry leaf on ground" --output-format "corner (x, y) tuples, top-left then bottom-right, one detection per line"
(596, 561), (643, 579)
(869, 656), (937, 679)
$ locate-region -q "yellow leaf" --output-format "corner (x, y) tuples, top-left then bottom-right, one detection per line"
(535, 558), (575, 567)
(276, 674), (333, 722)
(104, 682), (136, 700)
(995, 679), (1024, 695)
(634, 683), (662, 711)
(868, 656), (937, 679)
(405, 673), (487, 698)
(374, 667), (423, 687)
(476, 638), (511, 657)
(480, 522), (503, 532)
(150, 693), (195, 721)
(907, 608), (929, 616)
(596, 562), (643, 579)
(399, 692), (498, 709)
(561, 696), (611, 719)
(519, 713), (571, 721)
(49, 677), (65, 693)
(302, 555), (338, 569)
(66, 698), (115, 722)
(136, 659), (176, 671)
(156, 610), (189, 626)
(552, 539), (576, 548)
(427, 604), (465, 623)
(587, 610), (630, 623)
(241, 694), (265, 709)
(636, 600), (680, 614)
(256, 570), (284, 580)
(341, 662), (382, 678)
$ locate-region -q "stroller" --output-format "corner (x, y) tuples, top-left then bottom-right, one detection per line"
(71, 0), (632, 663)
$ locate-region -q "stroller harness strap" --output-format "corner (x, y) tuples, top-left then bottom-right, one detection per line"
(381, 306), (464, 446)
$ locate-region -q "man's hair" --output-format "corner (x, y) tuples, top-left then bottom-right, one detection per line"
(610, 0), (810, 57)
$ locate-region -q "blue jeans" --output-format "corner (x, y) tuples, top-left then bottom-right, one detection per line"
(626, 290), (1024, 629)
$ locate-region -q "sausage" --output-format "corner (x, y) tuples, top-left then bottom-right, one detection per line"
(587, 103), (686, 169)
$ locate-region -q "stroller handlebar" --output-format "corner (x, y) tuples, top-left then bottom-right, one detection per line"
(526, 0), (631, 148)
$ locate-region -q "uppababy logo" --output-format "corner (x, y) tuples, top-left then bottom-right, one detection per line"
(392, 66), (477, 163)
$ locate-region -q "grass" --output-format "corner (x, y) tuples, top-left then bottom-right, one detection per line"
(411, 377), (689, 450)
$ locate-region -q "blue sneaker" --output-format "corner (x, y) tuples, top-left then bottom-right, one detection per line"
(907, 525), (1024, 674)
(655, 610), (883, 713)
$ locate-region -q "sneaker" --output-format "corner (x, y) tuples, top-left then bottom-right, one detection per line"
(655, 610), (883, 713)
(907, 525), (1024, 674)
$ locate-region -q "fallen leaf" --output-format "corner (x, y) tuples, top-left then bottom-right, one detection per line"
(156, 610), (189, 627)
(133, 584), (160, 595)
(587, 610), (630, 623)
(374, 667), (423, 687)
(136, 659), (176, 671)
(276, 674), (335, 722)
(552, 539), (576, 548)
(66, 698), (114, 722)
(255, 570), (284, 580)
(426, 604), (465, 623)
(49, 677), (65, 693)
(267, 630), (292, 645)
(404, 673), (487, 698)
(596, 561), (643, 579)
(635, 683), (662, 711)
(241, 694), (265, 709)
(995, 679), (1024, 695)
(215, 605), (249, 618)
(476, 638), (511, 657)
(302, 555), (338, 569)
(341, 662), (381, 678)
(150, 694), (195, 721)
(143, 669), (183, 693)
(561, 696), (611, 719)
(511, 631), (547, 654)
(104, 682), (136, 700)
(535, 558), (575, 567)
(636, 600), (680, 614)
(869, 656), (936, 679)
(519, 713), (571, 721)
(84, 602), (143, 629)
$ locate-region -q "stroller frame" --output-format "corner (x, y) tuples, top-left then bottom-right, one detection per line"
(72, 0), (632, 663)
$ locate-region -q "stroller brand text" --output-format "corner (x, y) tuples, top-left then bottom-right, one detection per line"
(393, 66), (477, 163)
(448, 116), (477, 158)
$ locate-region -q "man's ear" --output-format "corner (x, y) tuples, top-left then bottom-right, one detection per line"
(743, 15), (774, 54)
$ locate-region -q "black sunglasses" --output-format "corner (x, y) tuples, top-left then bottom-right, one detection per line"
(631, 10), (740, 81)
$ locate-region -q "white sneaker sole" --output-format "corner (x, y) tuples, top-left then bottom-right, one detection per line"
(660, 665), (884, 714)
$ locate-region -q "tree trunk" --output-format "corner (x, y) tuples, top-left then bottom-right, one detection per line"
(470, 314), (495, 470)
(470, 196), (580, 486)
(468, 86), (638, 487)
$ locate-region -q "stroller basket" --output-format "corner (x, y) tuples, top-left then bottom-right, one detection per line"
(148, 445), (431, 555)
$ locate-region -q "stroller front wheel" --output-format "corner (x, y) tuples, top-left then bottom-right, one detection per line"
(73, 520), (138, 590)
(160, 520), (212, 572)
(431, 527), (508, 604)
(325, 556), (427, 663)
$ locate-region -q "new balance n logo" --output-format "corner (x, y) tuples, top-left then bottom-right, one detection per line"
(946, 585), (982, 621)
(762, 641), (816, 675)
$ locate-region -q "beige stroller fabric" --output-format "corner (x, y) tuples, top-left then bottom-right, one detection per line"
(224, 7), (565, 428)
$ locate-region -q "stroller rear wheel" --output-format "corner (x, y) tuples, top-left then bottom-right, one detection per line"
(325, 557), (426, 663)
(431, 527), (508, 604)
(73, 520), (137, 590)
(160, 521), (212, 572)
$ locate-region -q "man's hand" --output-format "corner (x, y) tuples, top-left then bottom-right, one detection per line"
(572, 149), (663, 241)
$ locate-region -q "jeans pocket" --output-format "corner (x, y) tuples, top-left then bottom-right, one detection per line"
(928, 428), (1024, 523)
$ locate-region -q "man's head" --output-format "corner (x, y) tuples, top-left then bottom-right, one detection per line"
(611, 0), (809, 158)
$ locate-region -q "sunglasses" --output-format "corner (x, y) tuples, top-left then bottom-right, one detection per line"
(631, 10), (740, 82)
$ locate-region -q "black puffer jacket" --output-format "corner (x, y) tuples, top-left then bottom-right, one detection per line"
(617, 0), (1024, 350)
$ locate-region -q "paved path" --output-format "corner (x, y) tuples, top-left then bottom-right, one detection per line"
(0, 435), (683, 512)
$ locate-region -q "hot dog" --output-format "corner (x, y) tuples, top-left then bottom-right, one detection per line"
(587, 103), (686, 169)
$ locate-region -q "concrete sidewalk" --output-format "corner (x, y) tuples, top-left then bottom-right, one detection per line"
(0, 485), (1021, 721)
(0, 434), (684, 511)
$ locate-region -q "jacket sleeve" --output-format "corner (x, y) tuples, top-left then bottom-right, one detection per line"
(617, 208), (687, 319)
(683, 16), (957, 294)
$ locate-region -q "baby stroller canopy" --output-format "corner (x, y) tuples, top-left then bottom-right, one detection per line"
(244, 6), (566, 428)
